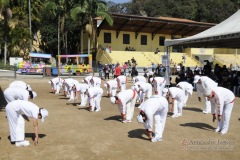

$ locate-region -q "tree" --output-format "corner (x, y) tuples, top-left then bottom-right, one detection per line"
(71, 0), (113, 60)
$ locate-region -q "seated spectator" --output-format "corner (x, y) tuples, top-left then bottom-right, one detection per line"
(154, 48), (160, 54)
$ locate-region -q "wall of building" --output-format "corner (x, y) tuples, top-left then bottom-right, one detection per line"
(97, 29), (171, 52)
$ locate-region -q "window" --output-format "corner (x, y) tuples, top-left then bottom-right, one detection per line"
(159, 36), (165, 46)
(104, 33), (111, 43)
(141, 35), (147, 45)
(123, 34), (130, 44)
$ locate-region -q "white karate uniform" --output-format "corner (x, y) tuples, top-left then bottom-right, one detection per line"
(63, 78), (74, 97)
(116, 89), (137, 121)
(83, 76), (94, 87)
(75, 83), (89, 106)
(196, 76), (218, 113)
(139, 96), (168, 140)
(150, 77), (166, 96)
(5, 100), (39, 142)
(131, 81), (145, 102)
(9, 81), (31, 90)
(169, 87), (185, 117)
(133, 82), (152, 103)
(176, 82), (193, 106)
(67, 79), (79, 101)
(4, 87), (30, 103)
(90, 77), (102, 88)
(117, 75), (127, 92)
(209, 87), (235, 134)
(134, 75), (147, 83)
(87, 87), (103, 112)
(104, 79), (118, 96)
(49, 77), (63, 94)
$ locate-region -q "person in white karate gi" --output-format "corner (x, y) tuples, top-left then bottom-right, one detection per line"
(166, 87), (185, 118)
(132, 82), (152, 104)
(133, 75), (147, 83)
(104, 79), (118, 97)
(90, 77), (102, 88)
(62, 78), (75, 97)
(9, 81), (32, 91)
(110, 89), (137, 123)
(176, 81), (193, 107)
(137, 95), (168, 142)
(67, 80), (80, 101)
(4, 87), (37, 103)
(85, 87), (103, 112)
(150, 77), (166, 96)
(5, 100), (48, 147)
(193, 75), (218, 114)
(116, 75), (127, 91)
(82, 76), (94, 87)
(71, 83), (89, 106)
(204, 87), (235, 135)
(48, 77), (64, 94)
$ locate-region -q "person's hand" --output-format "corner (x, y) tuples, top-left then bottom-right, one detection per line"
(212, 114), (216, 122)
(218, 115), (222, 122)
(198, 97), (201, 102)
(34, 137), (38, 146)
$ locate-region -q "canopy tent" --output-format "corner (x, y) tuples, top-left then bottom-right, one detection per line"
(165, 10), (240, 49)
(29, 52), (52, 58)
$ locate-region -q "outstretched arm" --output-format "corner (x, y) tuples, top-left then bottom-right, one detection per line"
(33, 119), (39, 146)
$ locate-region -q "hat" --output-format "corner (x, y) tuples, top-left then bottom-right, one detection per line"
(40, 108), (48, 122)
(81, 79), (85, 83)
(137, 114), (144, 123)
(162, 88), (169, 97)
(193, 75), (201, 83)
(110, 96), (116, 104)
(104, 83), (107, 88)
(27, 85), (32, 91)
(32, 91), (37, 99)
(149, 78), (154, 83)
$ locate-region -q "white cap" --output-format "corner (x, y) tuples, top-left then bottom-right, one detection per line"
(137, 114), (144, 123)
(162, 88), (169, 97)
(27, 85), (32, 91)
(193, 75), (201, 83)
(48, 81), (52, 84)
(40, 108), (48, 122)
(110, 96), (116, 104)
(104, 83), (107, 88)
(81, 79), (85, 83)
(149, 78), (154, 83)
(32, 91), (37, 99)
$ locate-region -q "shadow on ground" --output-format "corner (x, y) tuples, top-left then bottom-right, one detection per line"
(0, 86), (7, 111)
(183, 107), (202, 112)
(128, 129), (151, 141)
(104, 115), (122, 122)
(180, 122), (215, 131)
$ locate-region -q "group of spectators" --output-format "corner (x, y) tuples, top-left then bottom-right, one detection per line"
(174, 60), (240, 96)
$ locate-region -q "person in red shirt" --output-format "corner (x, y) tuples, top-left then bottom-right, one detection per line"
(114, 63), (122, 78)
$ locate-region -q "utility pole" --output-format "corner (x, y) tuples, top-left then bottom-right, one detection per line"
(28, 0), (32, 52)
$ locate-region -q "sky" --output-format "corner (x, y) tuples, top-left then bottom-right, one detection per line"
(107, 0), (131, 4)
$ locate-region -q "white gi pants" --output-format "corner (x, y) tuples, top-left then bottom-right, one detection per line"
(89, 93), (103, 111)
(119, 95), (137, 121)
(173, 99), (184, 116)
(6, 106), (25, 142)
(154, 107), (168, 139)
(216, 102), (234, 133)
(80, 92), (88, 106)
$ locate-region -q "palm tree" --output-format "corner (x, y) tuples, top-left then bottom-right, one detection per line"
(0, 0), (11, 65)
(71, 0), (113, 59)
